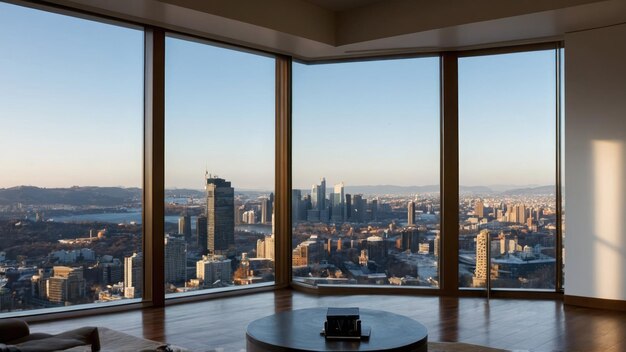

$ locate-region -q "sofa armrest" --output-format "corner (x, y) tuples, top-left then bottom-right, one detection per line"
(0, 319), (30, 343)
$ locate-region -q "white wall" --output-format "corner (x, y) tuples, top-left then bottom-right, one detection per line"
(565, 23), (626, 301)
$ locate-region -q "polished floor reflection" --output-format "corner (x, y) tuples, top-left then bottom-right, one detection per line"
(31, 289), (626, 351)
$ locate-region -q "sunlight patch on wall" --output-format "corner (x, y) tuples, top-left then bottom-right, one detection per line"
(593, 140), (624, 299)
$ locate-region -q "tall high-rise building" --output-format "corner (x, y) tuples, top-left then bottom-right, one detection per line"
(535, 207), (543, 221)
(507, 204), (527, 224)
(268, 192), (274, 222)
(243, 210), (256, 224)
(178, 214), (191, 239)
(260, 197), (271, 224)
(345, 194), (352, 222)
(256, 234), (275, 260)
(196, 255), (232, 287)
(46, 266), (86, 304)
(311, 177), (326, 212)
(319, 177), (326, 210)
(235, 204), (245, 225)
(206, 175), (235, 255)
(197, 215), (208, 254)
(474, 200), (484, 218)
(256, 238), (265, 258)
(508, 204), (518, 223)
(124, 252), (142, 299)
(401, 228), (420, 252)
(366, 235), (385, 262)
(94, 259), (123, 286)
(165, 234), (186, 284)
(311, 184), (320, 209)
(370, 199), (378, 221)
(331, 182), (345, 222)
(407, 200), (416, 226)
(292, 190), (302, 222)
(517, 204), (527, 225)
(473, 230), (489, 287)
(352, 194), (365, 223)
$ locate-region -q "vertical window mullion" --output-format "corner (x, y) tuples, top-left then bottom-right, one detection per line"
(276, 55), (293, 288)
(143, 27), (166, 307)
(440, 52), (460, 295)
(555, 44), (564, 292)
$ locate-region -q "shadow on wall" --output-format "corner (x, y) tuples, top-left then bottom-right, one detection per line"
(591, 139), (625, 299)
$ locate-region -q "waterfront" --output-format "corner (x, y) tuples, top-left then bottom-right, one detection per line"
(53, 211), (272, 234)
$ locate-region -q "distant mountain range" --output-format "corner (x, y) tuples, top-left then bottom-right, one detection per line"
(0, 184), (556, 206)
(500, 185), (555, 195)
(342, 185), (554, 195)
(0, 186), (142, 206)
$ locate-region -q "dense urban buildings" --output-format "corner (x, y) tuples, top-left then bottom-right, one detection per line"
(291, 177), (557, 289)
(0, 166), (557, 313)
(0, 172), (275, 312)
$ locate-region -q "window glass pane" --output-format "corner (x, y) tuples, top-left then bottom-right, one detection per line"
(0, 3), (143, 313)
(292, 58), (440, 287)
(458, 50), (557, 290)
(559, 47), (565, 289)
(165, 37), (275, 296)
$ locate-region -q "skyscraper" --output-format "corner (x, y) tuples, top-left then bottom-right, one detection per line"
(292, 189), (302, 222)
(311, 184), (320, 209)
(178, 214), (191, 239)
(197, 215), (208, 254)
(473, 230), (489, 287)
(319, 177), (326, 210)
(124, 252), (142, 299)
(260, 197), (270, 224)
(401, 228), (420, 252)
(268, 192), (274, 222)
(474, 200), (484, 218)
(46, 266), (86, 304)
(518, 204), (527, 224)
(407, 200), (416, 226)
(311, 177), (326, 211)
(352, 194), (364, 223)
(256, 234), (275, 260)
(165, 234), (187, 284)
(331, 182), (344, 222)
(370, 198), (378, 221)
(206, 175), (235, 255)
(196, 255), (232, 287)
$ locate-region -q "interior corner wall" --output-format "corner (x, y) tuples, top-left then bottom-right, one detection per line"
(564, 23), (626, 301)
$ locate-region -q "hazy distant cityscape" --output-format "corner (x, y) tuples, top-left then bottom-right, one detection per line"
(0, 171), (557, 313)
(292, 178), (556, 289)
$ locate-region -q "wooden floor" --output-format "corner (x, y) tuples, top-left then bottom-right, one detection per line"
(30, 289), (626, 352)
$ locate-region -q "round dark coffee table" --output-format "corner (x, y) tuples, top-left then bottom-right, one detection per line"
(246, 307), (428, 352)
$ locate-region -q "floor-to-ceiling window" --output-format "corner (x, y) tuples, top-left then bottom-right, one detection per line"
(164, 36), (275, 296)
(0, 2), (144, 313)
(0, 2), (568, 318)
(458, 49), (558, 290)
(292, 58), (441, 287)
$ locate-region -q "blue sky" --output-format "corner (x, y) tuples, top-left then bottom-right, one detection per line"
(0, 2), (557, 190)
(459, 51), (556, 187)
(165, 37), (275, 190)
(293, 58), (440, 189)
(0, 2), (143, 188)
